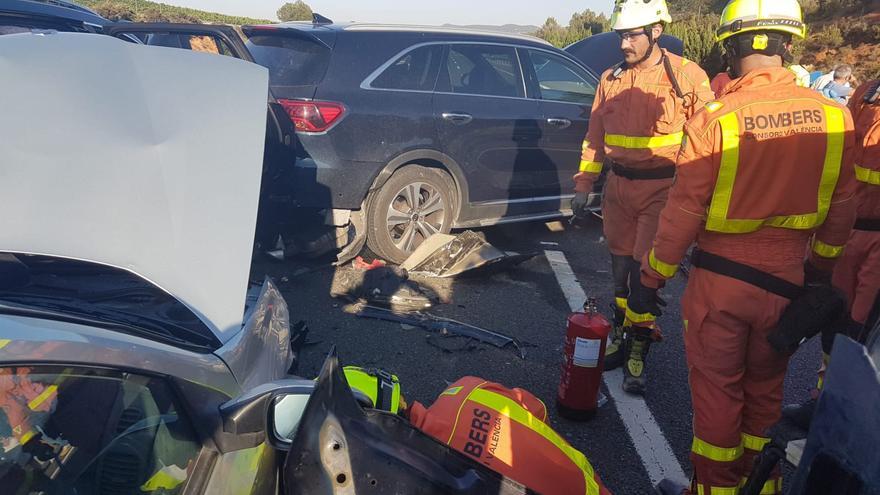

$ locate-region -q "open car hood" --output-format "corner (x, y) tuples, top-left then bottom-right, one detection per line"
(0, 32), (269, 342)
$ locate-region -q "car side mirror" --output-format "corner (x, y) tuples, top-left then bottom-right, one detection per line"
(216, 378), (314, 454)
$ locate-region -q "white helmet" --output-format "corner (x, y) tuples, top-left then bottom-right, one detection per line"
(610, 0), (673, 31)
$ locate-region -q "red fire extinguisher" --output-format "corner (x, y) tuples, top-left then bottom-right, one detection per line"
(557, 297), (611, 421)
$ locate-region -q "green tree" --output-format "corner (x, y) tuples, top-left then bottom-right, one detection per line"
(277, 1), (312, 22)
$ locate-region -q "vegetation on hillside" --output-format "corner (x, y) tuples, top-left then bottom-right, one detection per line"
(79, 0), (271, 24)
(534, 0), (880, 80)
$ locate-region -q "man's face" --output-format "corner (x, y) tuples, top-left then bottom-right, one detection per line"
(618, 24), (661, 64)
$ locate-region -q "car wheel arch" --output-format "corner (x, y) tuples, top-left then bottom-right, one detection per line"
(366, 149), (468, 222)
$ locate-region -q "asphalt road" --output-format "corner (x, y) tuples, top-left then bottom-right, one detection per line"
(252, 218), (822, 494)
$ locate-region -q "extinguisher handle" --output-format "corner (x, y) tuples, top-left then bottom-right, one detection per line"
(583, 297), (599, 314)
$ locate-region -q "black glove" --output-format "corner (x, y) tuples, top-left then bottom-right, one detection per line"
(627, 284), (666, 318)
(768, 285), (848, 355)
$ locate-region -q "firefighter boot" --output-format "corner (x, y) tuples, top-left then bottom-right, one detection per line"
(604, 303), (626, 370)
(622, 328), (652, 395)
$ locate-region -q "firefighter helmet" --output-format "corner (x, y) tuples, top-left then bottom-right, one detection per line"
(610, 0), (672, 31)
(716, 0), (806, 43)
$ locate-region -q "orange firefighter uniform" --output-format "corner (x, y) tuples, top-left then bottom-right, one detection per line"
(832, 80), (880, 325)
(409, 377), (611, 495)
(575, 50), (713, 334)
(638, 67), (857, 493)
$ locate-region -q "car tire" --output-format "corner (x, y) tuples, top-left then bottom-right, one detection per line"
(365, 165), (456, 264)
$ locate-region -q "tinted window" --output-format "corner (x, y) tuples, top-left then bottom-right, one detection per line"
(371, 45), (443, 91)
(445, 44), (523, 98)
(247, 35), (331, 86)
(528, 50), (596, 105)
(141, 33), (237, 57)
(0, 365), (201, 494)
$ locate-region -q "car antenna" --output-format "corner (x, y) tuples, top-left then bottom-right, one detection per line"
(312, 13), (333, 25)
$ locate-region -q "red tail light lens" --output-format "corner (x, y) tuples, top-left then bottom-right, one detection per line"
(278, 99), (346, 133)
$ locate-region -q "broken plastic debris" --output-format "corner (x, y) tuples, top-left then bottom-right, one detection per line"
(354, 305), (524, 358)
(401, 231), (536, 278)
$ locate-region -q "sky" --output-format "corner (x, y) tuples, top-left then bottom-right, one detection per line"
(166, 0), (612, 25)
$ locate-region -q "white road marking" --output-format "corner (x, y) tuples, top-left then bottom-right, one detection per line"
(545, 250), (688, 486)
(540, 241), (560, 247)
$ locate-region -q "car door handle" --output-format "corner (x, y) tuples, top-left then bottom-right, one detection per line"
(546, 118), (572, 129)
(442, 113), (473, 125)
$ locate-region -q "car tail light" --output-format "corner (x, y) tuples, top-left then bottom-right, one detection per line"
(278, 99), (346, 133)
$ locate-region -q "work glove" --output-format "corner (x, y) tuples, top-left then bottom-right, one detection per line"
(627, 284), (666, 319)
(768, 284), (847, 355)
(570, 192), (590, 218)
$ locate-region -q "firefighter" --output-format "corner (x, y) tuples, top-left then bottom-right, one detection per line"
(833, 80), (880, 328)
(635, 1), (858, 493)
(571, 0), (714, 393)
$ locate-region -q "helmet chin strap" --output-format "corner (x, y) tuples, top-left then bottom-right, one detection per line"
(633, 26), (657, 66)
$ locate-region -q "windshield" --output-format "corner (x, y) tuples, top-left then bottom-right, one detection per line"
(0, 253), (218, 351)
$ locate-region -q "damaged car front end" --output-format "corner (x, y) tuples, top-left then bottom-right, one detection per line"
(0, 31), (537, 495)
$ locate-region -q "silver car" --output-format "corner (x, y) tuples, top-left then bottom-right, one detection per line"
(0, 31), (530, 495)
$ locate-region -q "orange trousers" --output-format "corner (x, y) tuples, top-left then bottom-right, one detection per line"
(682, 267), (798, 494)
(602, 174), (673, 260)
(832, 230), (880, 324)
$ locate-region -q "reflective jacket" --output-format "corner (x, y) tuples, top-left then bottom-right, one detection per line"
(574, 50), (713, 193)
(641, 67), (857, 286)
(409, 376), (611, 495)
(849, 80), (880, 219)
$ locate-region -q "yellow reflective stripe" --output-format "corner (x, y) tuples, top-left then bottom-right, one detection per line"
(28, 385), (57, 410)
(707, 106), (845, 233)
(579, 160), (603, 173)
(625, 307), (655, 324)
(649, 249), (678, 278)
(817, 374), (825, 390)
(605, 131), (684, 149)
(742, 432), (771, 452)
(582, 140), (590, 151)
(615, 297), (628, 310)
(697, 484), (740, 495)
(710, 487), (740, 495)
(446, 381), (487, 444)
(468, 387), (600, 495)
(0, 339), (10, 349)
(855, 164), (880, 185)
(20, 430), (36, 445)
(692, 436), (743, 462)
(706, 112), (741, 232)
(819, 105), (845, 225)
(812, 239), (845, 259)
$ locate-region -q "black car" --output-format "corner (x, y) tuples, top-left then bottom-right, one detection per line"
(1, 0), (110, 34)
(239, 21), (601, 263)
(18, 7), (603, 263)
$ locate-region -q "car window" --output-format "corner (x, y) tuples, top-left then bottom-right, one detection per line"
(370, 45), (443, 92)
(142, 33), (237, 57)
(247, 34), (332, 87)
(0, 365), (201, 494)
(528, 50), (596, 105)
(445, 44), (523, 98)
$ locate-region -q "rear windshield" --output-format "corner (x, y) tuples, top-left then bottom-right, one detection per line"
(246, 34), (331, 86)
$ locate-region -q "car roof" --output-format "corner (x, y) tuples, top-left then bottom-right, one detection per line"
(245, 21), (553, 47)
(1, 0), (108, 25)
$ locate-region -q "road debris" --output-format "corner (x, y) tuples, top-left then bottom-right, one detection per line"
(332, 266), (437, 312)
(401, 231), (536, 278)
(354, 304), (525, 358)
